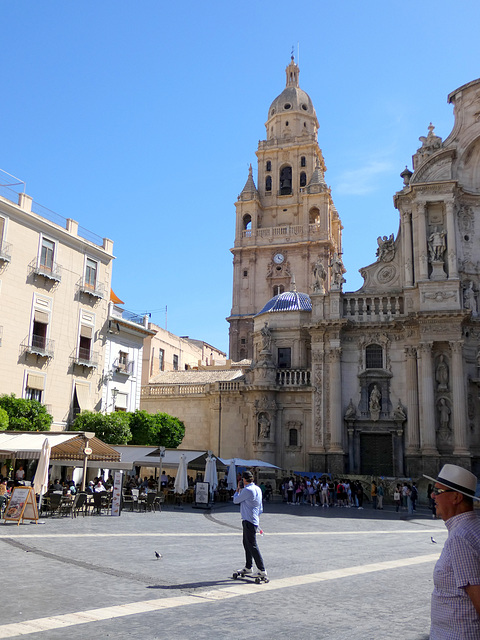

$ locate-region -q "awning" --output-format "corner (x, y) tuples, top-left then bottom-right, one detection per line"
(26, 373), (45, 391)
(110, 446), (210, 470)
(0, 432), (121, 462)
(218, 458), (281, 469)
(115, 392), (128, 410)
(75, 382), (93, 412)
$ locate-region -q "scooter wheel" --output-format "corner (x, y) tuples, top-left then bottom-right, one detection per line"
(232, 573), (238, 579)
(255, 577), (260, 584)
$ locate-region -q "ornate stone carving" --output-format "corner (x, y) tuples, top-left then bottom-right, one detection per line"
(437, 397), (452, 445)
(435, 355), (449, 391)
(260, 322), (272, 352)
(377, 265), (397, 284)
(258, 412), (271, 439)
(330, 252), (346, 289)
(344, 399), (356, 421)
(369, 384), (381, 421)
(422, 291), (456, 303)
(312, 259), (326, 293)
(428, 227), (447, 263)
(376, 234), (395, 262)
(463, 281), (478, 315)
(394, 399), (407, 422)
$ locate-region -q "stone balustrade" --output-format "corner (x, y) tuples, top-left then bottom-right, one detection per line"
(342, 294), (404, 322)
(276, 369), (311, 386)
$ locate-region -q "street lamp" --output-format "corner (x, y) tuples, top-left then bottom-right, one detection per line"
(111, 387), (118, 411)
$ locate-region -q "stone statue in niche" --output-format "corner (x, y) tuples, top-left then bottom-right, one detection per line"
(344, 399), (356, 421)
(330, 252), (346, 288)
(258, 412), (270, 439)
(428, 227), (446, 262)
(438, 398), (451, 429)
(463, 282), (478, 315)
(260, 322), (271, 352)
(435, 355), (449, 391)
(376, 234), (395, 262)
(394, 399), (407, 422)
(312, 260), (327, 293)
(369, 385), (381, 421)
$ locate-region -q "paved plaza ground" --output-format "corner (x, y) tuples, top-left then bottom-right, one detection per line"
(0, 499), (444, 640)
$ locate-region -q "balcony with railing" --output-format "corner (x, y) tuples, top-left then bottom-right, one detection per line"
(0, 241), (12, 263)
(73, 347), (99, 368)
(78, 279), (105, 299)
(29, 257), (62, 282)
(113, 357), (134, 376)
(342, 294), (404, 322)
(22, 334), (55, 358)
(240, 223), (325, 243)
(276, 369), (311, 386)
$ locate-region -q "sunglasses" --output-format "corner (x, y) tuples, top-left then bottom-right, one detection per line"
(433, 487), (457, 496)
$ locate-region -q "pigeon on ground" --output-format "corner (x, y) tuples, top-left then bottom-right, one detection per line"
(155, 551), (162, 559)
(431, 537), (437, 544)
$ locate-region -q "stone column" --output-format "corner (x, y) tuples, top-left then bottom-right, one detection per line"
(311, 344), (325, 453)
(450, 341), (469, 455)
(445, 201), (459, 279)
(328, 347), (343, 454)
(417, 342), (438, 455)
(405, 346), (420, 453)
(347, 428), (354, 473)
(394, 429), (405, 477)
(413, 202), (429, 281)
(402, 211), (414, 287)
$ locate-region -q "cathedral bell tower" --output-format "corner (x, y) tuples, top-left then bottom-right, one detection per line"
(227, 57), (343, 361)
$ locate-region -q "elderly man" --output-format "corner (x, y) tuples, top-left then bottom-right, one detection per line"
(424, 464), (480, 639)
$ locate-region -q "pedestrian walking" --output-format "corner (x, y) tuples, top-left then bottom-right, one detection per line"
(371, 480), (378, 509)
(233, 471), (267, 580)
(424, 464), (480, 639)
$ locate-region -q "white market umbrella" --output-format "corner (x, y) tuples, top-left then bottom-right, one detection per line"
(33, 438), (51, 511)
(174, 454), (188, 495)
(204, 454), (218, 497)
(227, 458), (237, 490)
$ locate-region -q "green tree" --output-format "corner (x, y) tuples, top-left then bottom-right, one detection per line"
(129, 410), (185, 447)
(0, 394), (52, 431)
(0, 407), (9, 430)
(71, 411), (132, 445)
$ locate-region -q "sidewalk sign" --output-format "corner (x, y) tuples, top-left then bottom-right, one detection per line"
(194, 482), (209, 507)
(4, 486), (38, 525)
(111, 471), (123, 516)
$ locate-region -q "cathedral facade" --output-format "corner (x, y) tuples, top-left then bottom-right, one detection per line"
(142, 62), (480, 478)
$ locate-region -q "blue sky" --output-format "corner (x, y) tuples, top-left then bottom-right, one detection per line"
(1, 1), (480, 355)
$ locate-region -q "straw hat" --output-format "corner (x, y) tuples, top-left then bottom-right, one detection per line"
(424, 464), (480, 500)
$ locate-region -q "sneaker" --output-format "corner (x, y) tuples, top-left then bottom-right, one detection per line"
(241, 567), (253, 575)
(256, 569), (268, 578)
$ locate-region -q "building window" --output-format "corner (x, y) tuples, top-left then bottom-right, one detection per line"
(79, 335), (91, 361)
(301, 156), (306, 167)
(243, 270), (248, 277)
(173, 354), (179, 371)
(85, 258), (97, 289)
(273, 284), (284, 296)
(159, 349), (165, 371)
(241, 338), (246, 345)
(265, 176), (272, 192)
(300, 172), (307, 187)
(366, 344), (383, 369)
(32, 311), (49, 350)
(289, 428), (298, 446)
(266, 161), (271, 171)
(40, 238), (55, 272)
(279, 166), (292, 195)
(25, 373), (45, 402)
(309, 207), (320, 224)
(119, 351), (128, 366)
(278, 347), (291, 369)
(25, 387), (42, 402)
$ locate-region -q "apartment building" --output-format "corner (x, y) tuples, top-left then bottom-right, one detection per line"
(0, 176), (114, 429)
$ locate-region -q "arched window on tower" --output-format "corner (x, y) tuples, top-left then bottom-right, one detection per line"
(273, 284), (284, 296)
(301, 156), (306, 167)
(265, 176), (272, 192)
(279, 166), (292, 195)
(243, 214), (251, 229)
(309, 207), (320, 224)
(366, 344), (383, 369)
(300, 172), (307, 187)
(266, 161), (271, 172)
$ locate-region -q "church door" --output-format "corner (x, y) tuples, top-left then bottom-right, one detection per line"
(360, 434), (393, 476)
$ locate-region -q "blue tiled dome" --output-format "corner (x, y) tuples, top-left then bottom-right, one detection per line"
(256, 291), (312, 316)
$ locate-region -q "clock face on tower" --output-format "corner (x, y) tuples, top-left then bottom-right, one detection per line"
(273, 253), (285, 264)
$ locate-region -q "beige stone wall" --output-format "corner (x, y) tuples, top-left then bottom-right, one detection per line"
(0, 191), (113, 429)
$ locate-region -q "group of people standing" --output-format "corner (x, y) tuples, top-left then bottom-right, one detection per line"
(281, 476), (365, 508)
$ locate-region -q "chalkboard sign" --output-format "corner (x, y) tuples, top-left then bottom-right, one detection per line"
(4, 486), (38, 525)
(195, 482), (209, 505)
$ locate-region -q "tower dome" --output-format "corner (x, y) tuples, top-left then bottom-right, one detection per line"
(256, 290), (312, 316)
(267, 57), (317, 122)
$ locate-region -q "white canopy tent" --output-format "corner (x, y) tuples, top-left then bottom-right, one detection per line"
(218, 458), (281, 469)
